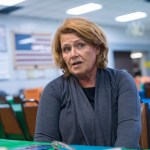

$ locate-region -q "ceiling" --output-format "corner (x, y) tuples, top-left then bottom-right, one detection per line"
(0, 0), (150, 31)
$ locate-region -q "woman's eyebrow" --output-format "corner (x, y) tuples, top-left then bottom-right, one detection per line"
(73, 39), (84, 44)
(61, 39), (83, 47)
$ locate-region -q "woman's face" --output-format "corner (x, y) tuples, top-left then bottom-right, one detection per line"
(60, 33), (99, 78)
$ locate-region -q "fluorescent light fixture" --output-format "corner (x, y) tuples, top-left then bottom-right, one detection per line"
(66, 3), (103, 15)
(130, 52), (143, 59)
(115, 12), (147, 22)
(19, 38), (35, 44)
(0, 0), (26, 6)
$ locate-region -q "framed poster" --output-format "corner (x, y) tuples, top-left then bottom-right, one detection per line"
(13, 32), (54, 69)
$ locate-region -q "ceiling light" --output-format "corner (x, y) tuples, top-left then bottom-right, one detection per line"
(0, 0), (26, 6)
(66, 3), (103, 15)
(115, 12), (147, 22)
(130, 52), (143, 59)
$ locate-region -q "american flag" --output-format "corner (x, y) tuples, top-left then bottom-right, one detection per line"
(14, 33), (54, 69)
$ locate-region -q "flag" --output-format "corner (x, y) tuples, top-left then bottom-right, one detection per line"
(14, 33), (53, 68)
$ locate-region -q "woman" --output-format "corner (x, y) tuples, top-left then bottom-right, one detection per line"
(34, 17), (141, 148)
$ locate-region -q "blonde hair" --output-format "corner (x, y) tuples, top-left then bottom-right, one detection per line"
(52, 17), (109, 77)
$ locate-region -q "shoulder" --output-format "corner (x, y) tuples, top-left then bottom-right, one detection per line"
(41, 75), (72, 103)
(100, 68), (136, 90)
(42, 74), (73, 93)
(102, 68), (134, 82)
(48, 75), (65, 85)
(43, 75), (66, 92)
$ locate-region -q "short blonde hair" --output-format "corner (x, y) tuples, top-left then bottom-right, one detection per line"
(52, 17), (109, 77)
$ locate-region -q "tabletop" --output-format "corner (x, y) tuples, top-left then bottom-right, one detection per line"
(0, 139), (123, 150)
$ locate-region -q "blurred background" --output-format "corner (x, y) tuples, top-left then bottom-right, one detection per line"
(0, 0), (150, 95)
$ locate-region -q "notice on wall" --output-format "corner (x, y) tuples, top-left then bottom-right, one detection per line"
(13, 32), (54, 69)
(0, 52), (10, 80)
(0, 25), (7, 52)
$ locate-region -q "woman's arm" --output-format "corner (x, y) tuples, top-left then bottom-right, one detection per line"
(115, 71), (141, 148)
(34, 81), (61, 142)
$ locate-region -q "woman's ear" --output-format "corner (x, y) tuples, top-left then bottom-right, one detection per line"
(96, 47), (100, 55)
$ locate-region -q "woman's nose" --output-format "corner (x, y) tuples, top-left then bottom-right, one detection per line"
(70, 47), (77, 57)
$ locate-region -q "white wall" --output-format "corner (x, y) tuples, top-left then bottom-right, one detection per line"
(0, 14), (150, 95)
(102, 25), (150, 68)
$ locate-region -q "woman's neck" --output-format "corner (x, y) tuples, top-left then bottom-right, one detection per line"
(77, 71), (97, 88)
(79, 79), (96, 88)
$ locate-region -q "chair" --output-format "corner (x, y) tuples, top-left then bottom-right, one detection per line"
(23, 88), (43, 102)
(144, 82), (150, 98)
(21, 99), (39, 140)
(0, 96), (6, 104)
(0, 101), (26, 140)
(139, 103), (149, 148)
(13, 95), (22, 104)
(0, 117), (6, 138)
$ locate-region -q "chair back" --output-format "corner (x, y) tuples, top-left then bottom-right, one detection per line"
(0, 116), (6, 138)
(144, 82), (150, 98)
(0, 96), (6, 104)
(139, 103), (149, 148)
(0, 102), (26, 139)
(13, 95), (22, 104)
(21, 99), (39, 140)
(23, 88), (43, 102)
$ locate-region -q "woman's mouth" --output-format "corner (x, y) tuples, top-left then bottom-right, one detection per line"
(72, 61), (83, 67)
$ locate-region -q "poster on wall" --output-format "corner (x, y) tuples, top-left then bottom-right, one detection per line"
(0, 25), (7, 52)
(13, 32), (54, 69)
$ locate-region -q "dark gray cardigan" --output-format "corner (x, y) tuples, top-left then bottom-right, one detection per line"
(34, 68), (141, 148)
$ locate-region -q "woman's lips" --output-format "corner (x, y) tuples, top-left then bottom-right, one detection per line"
(72, 61), (83, 68)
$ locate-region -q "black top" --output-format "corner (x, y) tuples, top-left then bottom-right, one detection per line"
(82, 87), (95, 109)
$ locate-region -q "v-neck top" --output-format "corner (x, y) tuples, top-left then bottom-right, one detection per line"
(82, 87), (95, 109)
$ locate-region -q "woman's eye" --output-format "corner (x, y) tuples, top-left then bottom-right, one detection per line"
(62, 47), (71, 53)
(76, 43), (85, 49)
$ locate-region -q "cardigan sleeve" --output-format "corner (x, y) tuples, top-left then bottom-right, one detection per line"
(114, 70), (141, 148)
(34, 79), (62, 142)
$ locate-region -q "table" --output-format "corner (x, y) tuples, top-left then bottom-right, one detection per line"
(0, 139), (123, 150)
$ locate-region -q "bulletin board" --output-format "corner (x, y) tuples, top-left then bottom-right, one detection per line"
(0, 25), (6, 52)
(13, 32), (54, 70)
(0, 25), (10, 80)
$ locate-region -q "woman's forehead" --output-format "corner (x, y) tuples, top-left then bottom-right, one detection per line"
(60, 33), (82, 43)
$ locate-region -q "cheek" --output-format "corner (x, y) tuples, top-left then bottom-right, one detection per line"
(62, 53), (66, 61)
(62, 54), (69, 65)
(86, 51), (97, 61)
(86, 54), (97, 66)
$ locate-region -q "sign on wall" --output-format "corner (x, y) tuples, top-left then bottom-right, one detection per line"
(13, 32), (54, 69)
